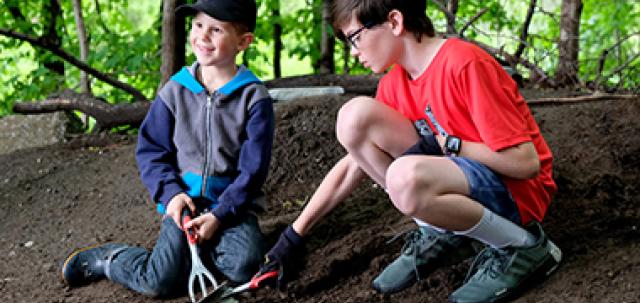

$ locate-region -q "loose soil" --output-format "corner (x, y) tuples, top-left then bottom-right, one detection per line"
(0, 76), (638, 303)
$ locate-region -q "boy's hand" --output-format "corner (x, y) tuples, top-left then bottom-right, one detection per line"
(166, 193), (196, 228)
(258, 225), (305, 290)
(183, 213), (221, 243)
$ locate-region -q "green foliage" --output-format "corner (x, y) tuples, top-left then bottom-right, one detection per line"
(580, 0), (639, 90)
(0, 0), (161, 118)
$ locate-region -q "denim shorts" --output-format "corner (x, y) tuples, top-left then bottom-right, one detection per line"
(450, 157), (522, 225)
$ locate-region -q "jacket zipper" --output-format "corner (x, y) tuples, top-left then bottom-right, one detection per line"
(202, 94), (213, 197)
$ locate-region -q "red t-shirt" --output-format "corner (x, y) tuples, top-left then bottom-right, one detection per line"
(376, 38), (556, 224)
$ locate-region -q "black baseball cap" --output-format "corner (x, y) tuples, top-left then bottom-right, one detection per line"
(176, 0), (257, 32)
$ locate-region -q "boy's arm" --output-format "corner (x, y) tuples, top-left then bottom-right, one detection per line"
(212, 98), (275, 225)
(440, 135), (540, 179)
(292, 154), (366, 235)
(258, 154), (366, 289)
(136, 98), (185, 209)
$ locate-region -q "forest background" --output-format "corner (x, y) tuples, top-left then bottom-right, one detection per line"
(0, 0), (638, 127)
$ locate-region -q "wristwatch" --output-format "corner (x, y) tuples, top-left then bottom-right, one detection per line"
(444, 135), (462, 156)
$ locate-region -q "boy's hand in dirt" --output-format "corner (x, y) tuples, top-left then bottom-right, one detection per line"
(259, 225), (305, 290)
(166, 193), (196, 228)
(183, 213), (220, 243)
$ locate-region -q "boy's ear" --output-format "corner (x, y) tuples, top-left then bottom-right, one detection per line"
(387, 9), (405, 36)
(238, 33), (254, 52)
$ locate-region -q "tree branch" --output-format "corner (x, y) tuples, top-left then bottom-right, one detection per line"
(431, 0), (458, 34)
(0, 28), (147, 101)
(12, 90), (150, 130)
(601, 53), (640, 83)
(459, 8), (488, 37)
(465, 39), (556, 87)
(514, 0), (537, 61)
(528, 93), (637, 106)
(593, 32), (640, 89)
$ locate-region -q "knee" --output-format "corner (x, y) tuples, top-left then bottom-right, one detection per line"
(386, 158), (437, 216)
(221, 250), (263, 283)
(336, 96), (376, 148)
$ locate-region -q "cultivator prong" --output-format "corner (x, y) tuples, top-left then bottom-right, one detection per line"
(182, 210), (220, 303)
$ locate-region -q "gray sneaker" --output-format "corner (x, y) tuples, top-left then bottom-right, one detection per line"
(372, 226), (471, 294)
(449, 222), (562, 303)
(61, 243), (127, 286)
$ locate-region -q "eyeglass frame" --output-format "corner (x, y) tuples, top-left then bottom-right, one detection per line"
(345, 21), (378, 49)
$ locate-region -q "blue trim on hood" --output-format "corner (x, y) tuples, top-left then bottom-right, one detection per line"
(171, 67), (205, 94)
(219, 67), (262, 95)
(170, 64), (261, 95)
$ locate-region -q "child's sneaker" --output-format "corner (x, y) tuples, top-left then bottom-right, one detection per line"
(372, 226), (472, 294)
(61, 243), (128, 286)
(449, 221), (562, 303)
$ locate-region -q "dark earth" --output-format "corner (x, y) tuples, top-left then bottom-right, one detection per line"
(0, 75), (638, 303)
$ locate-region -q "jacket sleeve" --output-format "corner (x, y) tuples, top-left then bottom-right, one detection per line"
(136, 97), (185, 209)
(213, 97), (275, 224)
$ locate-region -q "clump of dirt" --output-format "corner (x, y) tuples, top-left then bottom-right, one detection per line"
(0, 78), (638, 303)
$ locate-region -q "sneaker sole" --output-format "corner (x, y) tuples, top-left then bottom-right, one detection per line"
(449, 242), (562, 303)
(60, 244), (104, 284)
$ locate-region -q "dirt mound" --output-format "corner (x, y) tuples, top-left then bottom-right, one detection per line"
(0, 89), (638, 303)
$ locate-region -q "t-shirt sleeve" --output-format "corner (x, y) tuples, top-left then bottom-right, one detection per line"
(458, 59), (531, 151)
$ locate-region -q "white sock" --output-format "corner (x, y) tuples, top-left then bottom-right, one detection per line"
(455, 208), (535, 248)
(413, 217), (447, 233)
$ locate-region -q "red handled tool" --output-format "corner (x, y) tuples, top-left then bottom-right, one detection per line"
(182, 209), (220, 303)
(207, 270), (279, 302)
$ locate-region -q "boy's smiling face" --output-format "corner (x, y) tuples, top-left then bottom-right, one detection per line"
(189, 12), (252, 68)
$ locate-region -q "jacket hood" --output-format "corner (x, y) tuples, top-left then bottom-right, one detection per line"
(170, 62), (262, 97)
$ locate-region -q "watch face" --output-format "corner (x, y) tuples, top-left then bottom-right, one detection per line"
(445, 136), (461, 154)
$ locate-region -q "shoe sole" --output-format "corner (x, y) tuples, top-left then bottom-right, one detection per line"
(449, 241), (562, 303)
(60, 244), (104, 285)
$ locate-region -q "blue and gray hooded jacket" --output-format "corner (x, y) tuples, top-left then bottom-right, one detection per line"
(136, 63), (274, 224)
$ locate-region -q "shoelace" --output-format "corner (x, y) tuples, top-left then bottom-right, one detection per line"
(464, 247), (511, 282)
(386, 229), (439, 281)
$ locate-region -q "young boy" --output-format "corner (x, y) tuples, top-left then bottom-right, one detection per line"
(257, 1), (561, 302)
(61, 0), (275, 297)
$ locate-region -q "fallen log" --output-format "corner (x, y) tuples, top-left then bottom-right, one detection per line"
(12, 90), (150, 131)
(12, 89), (637, 131)
(528, 93), (638, 105)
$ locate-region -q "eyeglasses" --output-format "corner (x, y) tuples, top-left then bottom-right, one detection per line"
(346, 22), (376, 49)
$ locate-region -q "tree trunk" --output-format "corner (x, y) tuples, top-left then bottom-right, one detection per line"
(273, 0), (282, 78)
(556, 0), (583, 87)
(8, 0), (65, 75)
(159, 0), (186, 89)
(446, 0), (459, 35)
(343, 42), (350, 75)
(318, 0), (335, 74)
(72, 0), (91, 94)
(43, 0), (65, 75)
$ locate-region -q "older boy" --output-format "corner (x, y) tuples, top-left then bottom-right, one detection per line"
(258, 1), (561, 302)
(61, 0), (274, 297)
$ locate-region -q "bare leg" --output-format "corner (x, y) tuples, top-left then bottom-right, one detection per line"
(336, 96), (419, 186)
(386, 156), (484, 231)
(292, 97), (420, 235)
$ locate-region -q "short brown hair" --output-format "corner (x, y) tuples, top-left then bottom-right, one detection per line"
(331, 0), (435, 42)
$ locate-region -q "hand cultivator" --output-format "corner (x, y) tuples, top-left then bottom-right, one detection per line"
(182, 210), (220, 303)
